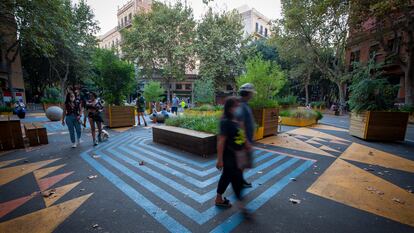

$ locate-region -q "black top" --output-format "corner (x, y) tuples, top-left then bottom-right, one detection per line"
(65, 100), (81, 116)
(220, 118), (246, 168)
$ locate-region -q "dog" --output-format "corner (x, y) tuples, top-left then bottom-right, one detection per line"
(100, 129), (110, 142)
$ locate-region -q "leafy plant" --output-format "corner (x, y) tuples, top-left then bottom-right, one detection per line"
(348, 60), (398, 113)
(165, 115), (219, 134)
(192, 104), (223, 112)
(248, 99), (278, 109)
(399, 104), (414, 113)
(0, 106), (13, 112)
(279, 109), (321, 120)
(41, 87), (62, 103)
(92, 49), (135, 105)
(194, 79), (215, 104)
(143, 81), (165, 103)
(237, 55), (286, 109)
(277, 95), (297, 106)
(310, 101), (326, 108)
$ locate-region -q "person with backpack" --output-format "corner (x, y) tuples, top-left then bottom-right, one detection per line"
(85, 92), (104, 146)
(171, 94), (179, 115)
(215, 96), (250, 218)
(136, 93), (147, 127)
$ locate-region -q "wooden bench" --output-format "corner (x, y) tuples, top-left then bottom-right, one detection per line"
(152, 125), (217, 156)
(0, 118), (24, 150)
(24, 123), (48, 146)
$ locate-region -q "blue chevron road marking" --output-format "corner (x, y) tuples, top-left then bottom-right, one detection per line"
(138, 139), (216, 168)
(106, 146), (286, 203)
(210, 160), (314, 233)
(81, 151), (191, 233)
(82, 131), (314, 232)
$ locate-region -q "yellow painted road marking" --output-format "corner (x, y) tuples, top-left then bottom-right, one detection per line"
(0, 159), (60, 186)
(43, 181), (82, 207)
(340, 143), (414, 173)
(33, 165), (66, 180)
(319, 145), (341, 153)
(310, 124), (349, 132)
(307, 159), (414, 227)
(258, 134), (335, 158)
(0, 193), (93, 233)
(287, 128), (350, 142)
(0, 158), (25, 168)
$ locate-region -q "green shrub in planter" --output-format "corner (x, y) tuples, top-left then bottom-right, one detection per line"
(280, 109), (321, 120)
(310, 101), (326, 108)
(165, 115), (219, 134)
(192, 104), (223, 112)
(0, 106), (13, 112)
(277, 95), (297, 106)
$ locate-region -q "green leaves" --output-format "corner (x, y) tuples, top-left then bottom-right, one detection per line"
(122, 2), (195, 85)
(143, 81), (165, 103)
(237, 56), (286, 105)
(196, 9), (246, 88)
(194, 79), (215, 104)
(92, 49), (134, 105)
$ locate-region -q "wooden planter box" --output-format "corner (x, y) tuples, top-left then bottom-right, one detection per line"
(43, 103), (62, 111)
(153, 125), (217, 156)
(103, 106), (136, 128)
(253, 108), (279, 139)
(350, 111), (409, 141)
(0, 118), (24, 150)
(281, 117), (316, 127)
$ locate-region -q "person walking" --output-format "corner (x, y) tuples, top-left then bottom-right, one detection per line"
(85, 92), (104, 146)
(180, 99), (186, 112)
(215, 97), (249, 216)
(136, 93), (147, 126)
(171, 94), (179, 115)
(237, 83), (257, 188)
(62, 92), (82, 148)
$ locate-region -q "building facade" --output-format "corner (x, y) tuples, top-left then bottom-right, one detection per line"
(236, 5), (272, 40)
(345, 14), (412, 102)
(0, 10), (26, 104)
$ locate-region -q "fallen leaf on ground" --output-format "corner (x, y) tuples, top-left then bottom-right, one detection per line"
(290, 178), (297, 181)
(139, 161), (145, 166)
(392, 198), (405, 204)
(88, 175), (98, 179)
(92, 224), (99, 228)
(42, 189), (56, 197)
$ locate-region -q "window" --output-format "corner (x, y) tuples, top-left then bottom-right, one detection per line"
(129, 13), (132, 22)
(369, 44), (380, 60)
(185, 84), (191, 90)
(260, 25), (263, 35)
(387, 37), (401, 53)
(124, 16), (127, 25)
(265, 28), (268, 37)
(349, 50), (360, 71)
(176, 84), (182, 90)
(255, 22), (259, 32)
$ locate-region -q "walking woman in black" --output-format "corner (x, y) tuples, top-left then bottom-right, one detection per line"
(85, 92), (104, 146)
(215, 96), (249, 216)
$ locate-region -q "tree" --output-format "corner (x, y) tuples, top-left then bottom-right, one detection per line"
(143, 81), (165, 104)
(196, 8), (247, 91)
(237, 56), (286, 107)
(279, 0), (350, 113)
(123, 2), (196, 101)
(194, 78), (215, 104)
(350, 0), (414, 105)
(92, 49), (134, 105)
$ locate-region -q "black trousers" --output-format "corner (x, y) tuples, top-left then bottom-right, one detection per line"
(217, 164), (244, 200)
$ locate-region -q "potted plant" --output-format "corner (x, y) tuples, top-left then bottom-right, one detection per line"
(280, 108), (322, 127)
(41, 87), (63, 111)
(237, 56), (286, 140)
(92, 49), (136, 128)
(348, 61), (409, 141)
(0, 105), (13, 118)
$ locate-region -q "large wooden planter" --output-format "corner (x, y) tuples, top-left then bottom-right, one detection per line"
(103, 106), (136, 128)
(43, 103), (62, 111)
(281, 117), (316, 127)
(153, 125), (217, 156)
(350, 111), (409, 141)
(0, 118), (24, 150)
(253, 108), (279, 140)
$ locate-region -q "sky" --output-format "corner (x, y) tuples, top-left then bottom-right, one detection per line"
(80, 0), (282, 35)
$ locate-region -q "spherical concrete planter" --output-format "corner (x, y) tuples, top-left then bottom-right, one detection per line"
(45, 106), (63, 121)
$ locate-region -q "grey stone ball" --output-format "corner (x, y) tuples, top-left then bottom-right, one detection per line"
(156, 114), (165, 123)
(46, 106), (63, 121)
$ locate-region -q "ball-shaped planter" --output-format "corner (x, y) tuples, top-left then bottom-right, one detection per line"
(46, 106), (63, 121)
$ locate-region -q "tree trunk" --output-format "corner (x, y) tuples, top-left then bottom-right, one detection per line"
(6, 61), (15, 101)
(166, 80), (171, 103)
(405, 49), (414, 105)
(337, 82), (346, 115)
(305, 71), (311, 105)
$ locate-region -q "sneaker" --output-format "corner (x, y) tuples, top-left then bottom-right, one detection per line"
(76, 139), (81, 146)
(93, 140), (99, 146)
(98, 133), (102, 142)
(243, 181), (252, 188)
(72, 143), (77, 148)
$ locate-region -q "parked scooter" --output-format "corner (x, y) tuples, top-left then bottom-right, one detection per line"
(14, 100), (26, 119)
